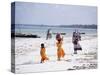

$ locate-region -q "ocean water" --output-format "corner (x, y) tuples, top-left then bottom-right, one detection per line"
(14, 24), (97, 38)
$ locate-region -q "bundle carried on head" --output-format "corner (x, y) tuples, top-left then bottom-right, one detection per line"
(56, 33), (63, 41)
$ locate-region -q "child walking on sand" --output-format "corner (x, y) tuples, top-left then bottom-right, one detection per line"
(56, 34), (65, 61)
(40, 43), (49, 63)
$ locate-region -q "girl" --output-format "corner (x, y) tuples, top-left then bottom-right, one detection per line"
(40, 43), (49, 63)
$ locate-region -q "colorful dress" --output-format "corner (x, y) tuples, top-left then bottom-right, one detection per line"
(56, 41), (65, 60)
(40, 48), (49, 63)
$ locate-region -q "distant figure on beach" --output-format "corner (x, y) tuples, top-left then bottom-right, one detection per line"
(56, 33), (65, 61)
(46, 29), (52, 40)
(72, 30), (82, 54)
(40, 43), (49, 63)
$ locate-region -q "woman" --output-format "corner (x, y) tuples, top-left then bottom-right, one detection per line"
(46, 29), (52, 40)
(56, 33), (65, 60)
(72, 31), (82, 54)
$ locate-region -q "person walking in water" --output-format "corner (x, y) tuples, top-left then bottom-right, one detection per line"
(72, 30), (82, 54)
(56, 33), (65, 61)
(40, 43), (49, 63)
(46, 29), (52, 40)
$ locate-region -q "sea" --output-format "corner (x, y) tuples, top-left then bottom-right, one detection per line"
(13, 24), (97, 38)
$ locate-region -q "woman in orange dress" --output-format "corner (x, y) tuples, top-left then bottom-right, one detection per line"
(56, 38), (65, 61)
(40, 43), (49, 63)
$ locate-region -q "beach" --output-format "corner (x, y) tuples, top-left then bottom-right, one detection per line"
(13, 33), (97, 73)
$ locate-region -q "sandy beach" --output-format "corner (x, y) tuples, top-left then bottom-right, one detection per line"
(13, 35), (97, 73)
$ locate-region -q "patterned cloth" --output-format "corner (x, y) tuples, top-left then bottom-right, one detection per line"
(72, 32), (82, 51)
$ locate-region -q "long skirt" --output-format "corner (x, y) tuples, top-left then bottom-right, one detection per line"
(74, 42), (82, 51)
(57, 48), (65, 58)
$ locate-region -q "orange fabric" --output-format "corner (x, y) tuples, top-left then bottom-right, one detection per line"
(40, 48), (48, 62)
(57, 48), (65, 58)
(56, 41), (65, 59)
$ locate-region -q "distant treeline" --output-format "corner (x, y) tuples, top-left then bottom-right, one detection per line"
(12, 24), (97, 29)
(59, 24), (97, 29)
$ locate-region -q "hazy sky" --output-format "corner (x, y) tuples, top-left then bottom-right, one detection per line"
(13, 2), (97, 25)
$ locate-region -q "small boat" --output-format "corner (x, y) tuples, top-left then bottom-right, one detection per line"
(80, 32), (85, 34)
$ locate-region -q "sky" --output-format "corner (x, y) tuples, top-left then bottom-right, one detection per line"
(12, 2), (97, 25)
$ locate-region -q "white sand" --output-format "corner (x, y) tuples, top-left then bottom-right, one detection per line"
(14, 36), (97, 73)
